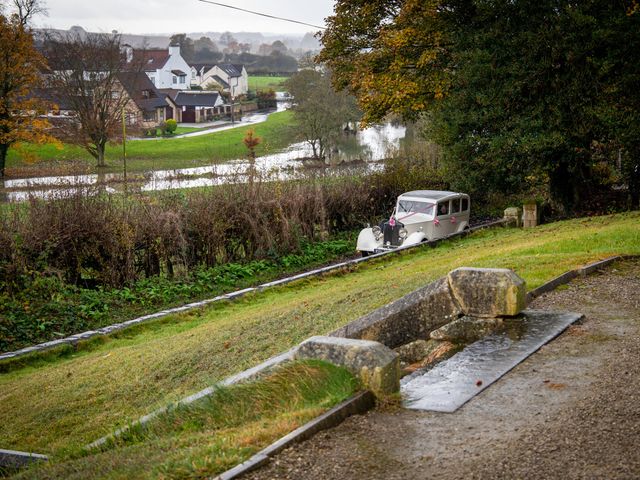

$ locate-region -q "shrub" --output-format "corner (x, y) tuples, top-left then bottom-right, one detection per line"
(165, 119), (178, 134)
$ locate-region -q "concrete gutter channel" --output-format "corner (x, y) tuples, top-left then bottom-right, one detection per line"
(0, 223), (633, 473)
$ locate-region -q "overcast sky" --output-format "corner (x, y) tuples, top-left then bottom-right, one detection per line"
(33, 0), (335, 35)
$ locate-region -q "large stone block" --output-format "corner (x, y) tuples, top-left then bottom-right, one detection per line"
(331, 277), (461, 348)
(448, 268), (526, 317)
(295, 336), (400, 397)
(503, 207), (522, 227)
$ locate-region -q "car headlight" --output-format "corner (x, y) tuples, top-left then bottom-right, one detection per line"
(399, 228), (408, 240)
(372, 226), (381, 239)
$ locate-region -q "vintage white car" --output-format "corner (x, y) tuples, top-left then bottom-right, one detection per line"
(357, 190), (471, 256)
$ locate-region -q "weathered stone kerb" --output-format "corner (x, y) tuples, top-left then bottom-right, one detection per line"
(330, 277), (461, 348)
(295, 336), (400, 397)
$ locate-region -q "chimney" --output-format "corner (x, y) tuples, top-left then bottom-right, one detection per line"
(122, 44), (133, 63)
(168, 44), (181, 57)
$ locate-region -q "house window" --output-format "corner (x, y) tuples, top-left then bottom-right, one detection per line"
(173, 76), (177, 84)
(179, 76), (185, 84)
(143, 110), (156, 122)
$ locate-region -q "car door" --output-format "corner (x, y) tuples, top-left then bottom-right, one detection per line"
(435, 200), (452, 238)
(449, 196), (462, 233)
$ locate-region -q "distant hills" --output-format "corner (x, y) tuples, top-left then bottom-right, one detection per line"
(36, 26), (321, 54)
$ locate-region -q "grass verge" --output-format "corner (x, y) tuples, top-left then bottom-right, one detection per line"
(0, 212), (638, 456)
(248, 76), (289, 92)
(5, 110), (293, 175)
(11, 360), (358, 480)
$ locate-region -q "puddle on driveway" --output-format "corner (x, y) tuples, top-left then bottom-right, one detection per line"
(401, 310), (583, 412)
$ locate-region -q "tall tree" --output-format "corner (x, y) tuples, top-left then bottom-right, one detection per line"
(318, 0), (451, 125)
(286, 70), (360, 160)
(0, 0), (51, 178)
(320, 0), (640, 211)
(43, 31), (136, 167)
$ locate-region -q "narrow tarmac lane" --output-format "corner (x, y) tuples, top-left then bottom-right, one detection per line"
(247, 259), (640, 480)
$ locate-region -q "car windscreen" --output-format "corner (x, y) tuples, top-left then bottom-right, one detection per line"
(397, 200), (435, 216)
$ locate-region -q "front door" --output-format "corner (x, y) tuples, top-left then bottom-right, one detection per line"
(182, 108), (196, 123)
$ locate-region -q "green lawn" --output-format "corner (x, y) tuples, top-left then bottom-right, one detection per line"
(248, 75), (289, 92)
(1, 212), (639, 458)
(5, 110), (294, 175)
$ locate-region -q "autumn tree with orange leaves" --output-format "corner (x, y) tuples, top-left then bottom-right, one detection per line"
(0, 0), (52, 178)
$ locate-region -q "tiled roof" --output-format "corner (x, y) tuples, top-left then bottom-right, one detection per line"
(211, 75), (230, 89)
(217, 63), (243, 78)
(173, 91), (222, 107)
(190, 63), (216, 73)
(134, 49), (170, 71)
(118, 72), (168, 111)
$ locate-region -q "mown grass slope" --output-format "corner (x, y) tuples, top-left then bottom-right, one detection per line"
(1, 212), (638, 455)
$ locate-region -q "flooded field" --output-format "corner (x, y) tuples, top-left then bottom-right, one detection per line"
(1, 121), (406, 202)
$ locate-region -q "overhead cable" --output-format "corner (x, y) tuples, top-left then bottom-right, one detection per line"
(198, 0), (326, 30)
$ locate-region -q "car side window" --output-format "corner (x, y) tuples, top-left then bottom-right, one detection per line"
(437, 202), (449, 216)
(461, 197), (469, 211)
(451, 198), (460, 214)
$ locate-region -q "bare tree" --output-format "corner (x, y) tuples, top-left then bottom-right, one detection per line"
(12, 0), (45, 25)
(0, 0), (46, 25)
(286, 69), (360, 160)
(43, 31), (137, 167)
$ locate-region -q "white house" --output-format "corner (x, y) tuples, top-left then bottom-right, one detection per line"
(190, 63), (248, 97)
(136, 45), (191, 90)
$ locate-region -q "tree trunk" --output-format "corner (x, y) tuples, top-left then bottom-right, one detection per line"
(0, 178), (7, 203)
(0, 143), (8, 178)
(96, 141), (106, 167)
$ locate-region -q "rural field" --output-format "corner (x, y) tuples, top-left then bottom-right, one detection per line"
(248, 75), (289, 92)
(1, 212), (639, 478)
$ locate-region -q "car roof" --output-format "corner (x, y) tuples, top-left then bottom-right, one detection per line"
(398, 190), (464, 201)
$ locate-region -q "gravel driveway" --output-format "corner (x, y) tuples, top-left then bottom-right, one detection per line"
(246, 259), (640, 480)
